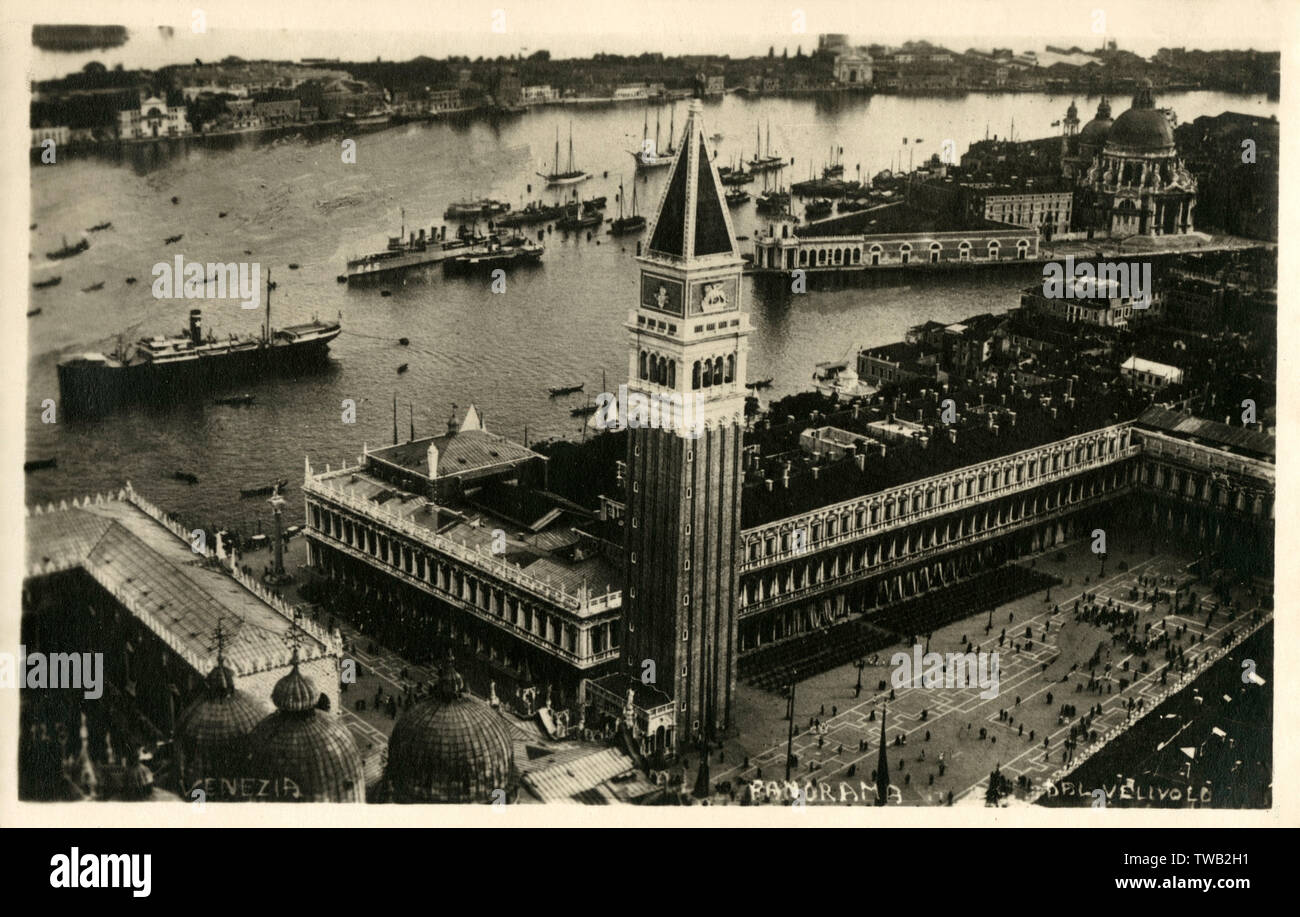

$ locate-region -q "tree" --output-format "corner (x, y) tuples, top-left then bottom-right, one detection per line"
(83, 61), (106, 74)
(768, 46), (774, 58)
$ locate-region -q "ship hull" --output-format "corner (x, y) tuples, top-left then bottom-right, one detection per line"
(57, 329), (340, 418)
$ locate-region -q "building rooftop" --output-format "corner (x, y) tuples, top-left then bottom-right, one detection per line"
(1135, 406), (1274, 461)
(796, 202), (1019, 238)
(25, 488), (333, 677)
(309, 460), (620, 607)
(369, 405), (543, 481)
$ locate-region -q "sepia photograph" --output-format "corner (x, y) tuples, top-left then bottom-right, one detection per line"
(3, 0), (1293, 854)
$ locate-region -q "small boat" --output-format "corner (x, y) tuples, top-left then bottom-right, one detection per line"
(173, 471), (199, 484)
(725, 188), (750, 206)
(747, 378), (774, 390)
(397, 363), (409, 374)
(288, 263), (300, 270)
(164, 234), (183, 245)
(609, 179), (646, 235)
(33, 276), (61, 289)
(171, 196), (179, 204)
(337, 274), (348, 283)
(444, 199), (512, 220)
(398, 337), (410, 346)
(214, 394), (255, 406)
(570, 403), (599, 417)
(556, 203), (602, 231)
(548, 382), (584, 397)
(81, 281), (104, 293)
(24, 458), (57, 472)
(46, 237), (89, 260)
(27, 308), (42, 317)
(30, 223), (37, 230)
(240, 478), (289, 498)
(380, 289), (392, 297)
(710, 132), (724, 143)
(218, 211), (228, 218)
(125, 276), (137, 284)
(87, 221), (113, 232)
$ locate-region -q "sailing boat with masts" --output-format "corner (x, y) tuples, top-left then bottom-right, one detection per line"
(538, 122), (590, 186)
(610, 177), (646, 235)
(748, 120), (784, 173)
(631, 104), (678, 170)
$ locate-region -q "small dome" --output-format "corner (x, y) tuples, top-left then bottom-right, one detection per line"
(247, 664), (364, 802)
(271, 666), (318, 713)
(1105, 86), (1174, 153)
(1078, 97), (1113, 146)
(175, 662), (267, 789)
(383, 657), (517, 804)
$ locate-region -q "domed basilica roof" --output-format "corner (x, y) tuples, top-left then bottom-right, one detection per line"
(383, 656), (517, 804)
(1105, 83), (1175, 153)
(175, 661), (269, 787)
(1078, 97), (1113, 146)
(247, 660), (364, 802)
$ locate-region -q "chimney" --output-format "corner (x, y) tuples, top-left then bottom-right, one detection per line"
(189, 309), (203, 346)
(765, 478), (774, 492)
(854, 454), (866, 471)
(447, 404), (460, 435)
(811, 466), (820, 480)
(948, 427), (958, 444)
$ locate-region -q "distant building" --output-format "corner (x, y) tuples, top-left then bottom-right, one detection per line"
(834, 51), (873, 86)
(253, 98), (300, 125)
(31, 125), (70, 149)
(1020, 277), (1158, 328)
(1081, 82), (1198, 237)
(522, 85), (557, 104)
(118, 96), (191, 139)
(1121, 356), (1184, 390)
(705, 75), (725, 97)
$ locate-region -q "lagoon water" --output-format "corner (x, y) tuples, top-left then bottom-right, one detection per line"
(27, 89), (1275, 524)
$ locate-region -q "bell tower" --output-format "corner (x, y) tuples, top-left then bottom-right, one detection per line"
(613, 90), (749, 752)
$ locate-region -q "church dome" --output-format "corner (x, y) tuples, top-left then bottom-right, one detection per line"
(247, 662), (364, 802)
(1078, 97), (1113, 146)
(1105, 84), (1175, 153)
(383, 658), (517, 804)
(174, 662), (268, 790)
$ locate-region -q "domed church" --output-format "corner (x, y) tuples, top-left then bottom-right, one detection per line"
(246, 651), (366, 802)
(1081, 82), (1198, 238)
(175, 654), (269, 792)
(380, 654), (518, 804)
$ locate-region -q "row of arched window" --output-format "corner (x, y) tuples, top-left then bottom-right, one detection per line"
(795, 238), (1031, 268)
(638, 350), (676, 387)
(638, 350), (736, 390)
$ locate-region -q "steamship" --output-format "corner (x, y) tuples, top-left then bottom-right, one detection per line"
(57, 275), (341, 417)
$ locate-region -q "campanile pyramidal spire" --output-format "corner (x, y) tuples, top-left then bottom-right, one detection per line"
(602, 82), (748, 758)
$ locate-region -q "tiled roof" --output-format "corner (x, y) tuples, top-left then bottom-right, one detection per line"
(520, 747), (639, 803)
(371, 429), (542, 479)
(1136, 406), (1275, 460)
